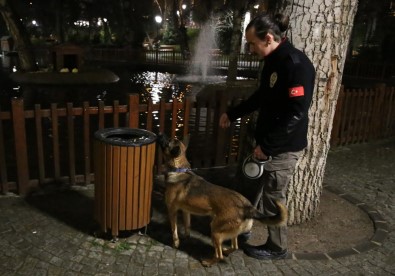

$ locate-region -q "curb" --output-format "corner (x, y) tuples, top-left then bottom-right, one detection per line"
(286, 185), (389, 260)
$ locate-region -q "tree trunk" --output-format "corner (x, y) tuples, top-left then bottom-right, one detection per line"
(172, 0), (190, 58)
(226, 0), (255, 83)
(226, 9), (243, 83)
(0, 0), (37, 72)
(271, 0), (358, 225)
(55, 0), (64, 43)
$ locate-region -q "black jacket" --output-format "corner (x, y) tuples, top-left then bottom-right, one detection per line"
(227, 39), (315, 156)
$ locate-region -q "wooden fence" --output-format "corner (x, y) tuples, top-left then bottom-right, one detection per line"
(0, 86), (394, 195)
(0, 92), (249, 195)
(331, 85), (395, 146)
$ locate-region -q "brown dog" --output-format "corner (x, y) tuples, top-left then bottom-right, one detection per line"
(157, 134), (287, 266)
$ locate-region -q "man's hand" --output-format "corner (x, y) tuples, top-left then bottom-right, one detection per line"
(219, 113), (231, 128)
(253, 145), (268, 160)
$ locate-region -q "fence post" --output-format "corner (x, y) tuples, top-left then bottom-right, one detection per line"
(0, 117), (8, 193)
(330, 85), (344, 146)
(183, 97), (192, 138)
(11, 98), (30, 194)
(214, 90), (229, 166)
(128, 94), (140, 128)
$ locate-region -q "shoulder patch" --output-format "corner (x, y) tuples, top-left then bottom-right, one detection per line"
(289, 86), (304, 97)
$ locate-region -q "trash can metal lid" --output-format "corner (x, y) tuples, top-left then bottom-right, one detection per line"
(94, 128), (157, 147)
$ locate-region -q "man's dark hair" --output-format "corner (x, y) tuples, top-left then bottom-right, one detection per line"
(246, 13), (290, 42)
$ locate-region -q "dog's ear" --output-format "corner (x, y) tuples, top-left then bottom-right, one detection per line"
(157, 133), (169, 149)
(182, 134), (190, 149)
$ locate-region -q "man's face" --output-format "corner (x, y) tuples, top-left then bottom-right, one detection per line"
(246, 27), (270, 59)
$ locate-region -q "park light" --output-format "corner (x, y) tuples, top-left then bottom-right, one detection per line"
(254, 4), (259, 9)
(182, 4), (187, 10)
(155, 15), (163, 24)
(74, 20), (89, 27)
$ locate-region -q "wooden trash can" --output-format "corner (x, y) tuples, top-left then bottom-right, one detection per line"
(94, 128), (156, 238)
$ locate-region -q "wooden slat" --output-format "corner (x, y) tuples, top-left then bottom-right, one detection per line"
(351, 90), (362, 144)
(82, 102), (91, 185)
(376, 85), (386, 139)
(204, 98), (215, 167)
(384, 87), (394, 137)
(138, 145), (147, 228)
(119, 146), (127, 230)
(145, 143), (155, 225)
(331, 86), (344, 146)
(237, 114), (251, 160)
(191, 103), (202, 167)
(364, 89), (374, 142)
(371, 86), (383, 140)
(183, 97), (191, 138)
(339, 89), (350, 145)
(171, 100), (178, 138)
(128, 94), (139, 128)
(34, 104), (45, 184)
(111, 145), (120, 237)
(159, 99), (166, 134)
(215, 90), (229, 166)
(146, 99), (153, 131)
(12, 98), (29, 194)
(360, 89), (370, 142)
(346, 89), (357, 145)
(113, 101), (120, 127)
(126, 147), (134, 230)
(100, 142), (107, 232)
(132, 146), (140, 229)
(51, 103), (61, 180)
(194, 104), (201, 133)
(105, 145), (113, 230)
(98, 100), (105, 129)
(0, 117), (8, 193)
(157, 99), (166, 172)
(93, 140), (106, 231)
(67, 103), (76, 185)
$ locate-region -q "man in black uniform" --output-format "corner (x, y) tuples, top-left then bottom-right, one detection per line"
(219, 13), (315, 259)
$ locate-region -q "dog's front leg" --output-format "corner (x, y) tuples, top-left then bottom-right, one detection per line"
(201, 234), (222, 267)
(182, 211), (191, 238)
(168, 207), (180, 248)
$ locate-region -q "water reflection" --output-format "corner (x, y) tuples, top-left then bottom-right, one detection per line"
(130, 71), (194, 137)
(131, 71), (194, 104)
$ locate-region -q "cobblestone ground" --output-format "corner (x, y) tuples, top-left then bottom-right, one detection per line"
(0, 139), (394, 275)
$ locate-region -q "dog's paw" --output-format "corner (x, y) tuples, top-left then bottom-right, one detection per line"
(182, 231), (190, 239)
(201, 257), (220, 267)
(172, 239), (180, 248)
(222, 248), (237, 257)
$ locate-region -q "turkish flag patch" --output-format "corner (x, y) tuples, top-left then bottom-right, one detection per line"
(288, 86), (304, 97)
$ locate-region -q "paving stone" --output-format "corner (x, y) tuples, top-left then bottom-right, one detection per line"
(0, 140), (395, 275)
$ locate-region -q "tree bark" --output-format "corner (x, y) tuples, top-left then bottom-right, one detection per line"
(226, 9), (243, 83)
(225, 0), (255, 83)
(271, 0), (358, 224)
(0, 0), (37, 72)
(172, 0), (190, 58)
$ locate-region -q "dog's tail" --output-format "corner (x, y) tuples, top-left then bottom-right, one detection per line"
(246, 200), (287, 226)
